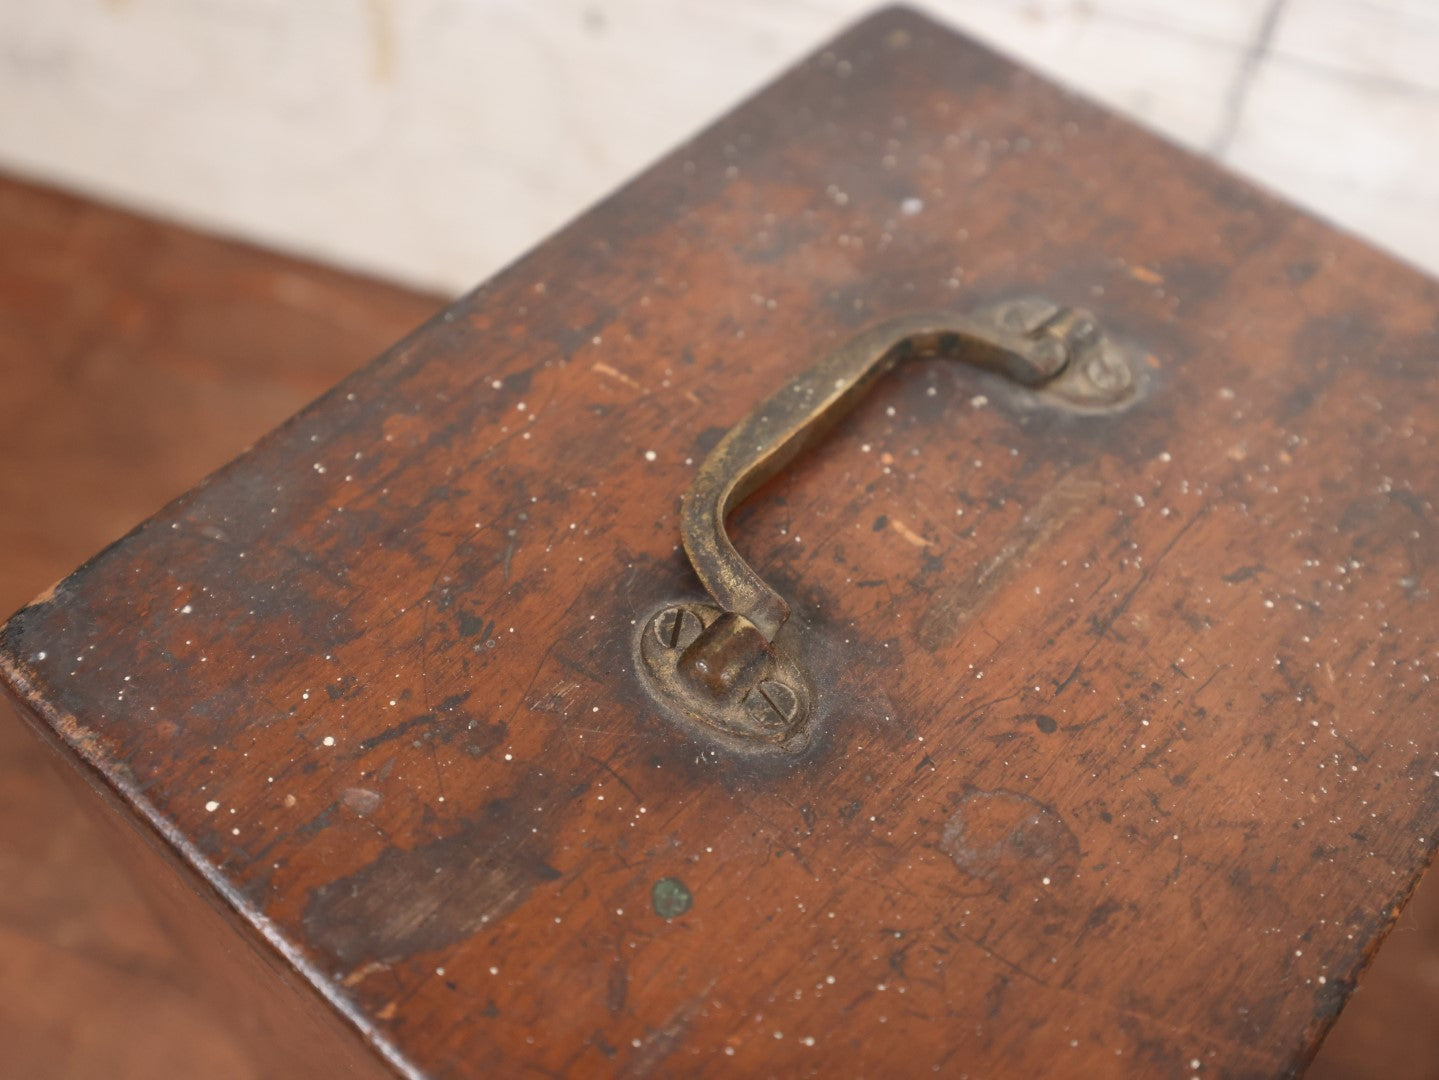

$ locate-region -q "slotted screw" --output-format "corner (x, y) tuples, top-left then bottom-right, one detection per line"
(744, 679), (800, 731)
(1084, 351), (1131, 392)
(652, 606), (703, 650)
(1000, 300), (1061, 334)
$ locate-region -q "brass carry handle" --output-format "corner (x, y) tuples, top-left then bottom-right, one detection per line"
(638, 297), (1135, 755)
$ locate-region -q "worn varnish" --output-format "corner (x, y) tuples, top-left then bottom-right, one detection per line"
(2, 8), (1437, 1078)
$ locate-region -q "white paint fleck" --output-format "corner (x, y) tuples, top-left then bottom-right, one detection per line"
(205, 800), (220, 812)
(180, 604), (193, 614)
(900, 196), (923, 215)
(322, 735), (336, 747)
(644, 450), (657, 462)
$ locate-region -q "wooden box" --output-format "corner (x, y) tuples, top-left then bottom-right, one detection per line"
(3, 7), (1436, 1077)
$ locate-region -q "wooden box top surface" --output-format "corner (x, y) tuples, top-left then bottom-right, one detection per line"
(3, 7), (1436, 1077)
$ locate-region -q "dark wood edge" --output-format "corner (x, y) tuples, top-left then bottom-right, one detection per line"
(1301, 839), (1439, 1071)
(0, 652), (415, 1079)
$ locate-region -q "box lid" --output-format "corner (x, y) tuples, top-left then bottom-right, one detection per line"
(3, 7), (1437, 1076)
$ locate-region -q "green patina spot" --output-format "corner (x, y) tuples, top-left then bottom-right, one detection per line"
(651, 876), (693, 920)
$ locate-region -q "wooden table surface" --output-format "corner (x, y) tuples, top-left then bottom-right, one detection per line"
(1, 10), (1436, 1077)
(0, 172), (441, 1079)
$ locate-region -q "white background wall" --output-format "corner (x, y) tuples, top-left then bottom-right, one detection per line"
(0, 0), (1435, 294)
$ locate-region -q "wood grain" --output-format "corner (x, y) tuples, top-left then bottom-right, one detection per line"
(2, 9), (1437, 1077)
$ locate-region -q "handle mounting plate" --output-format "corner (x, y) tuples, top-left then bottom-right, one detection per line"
(638, 604), (813, 756)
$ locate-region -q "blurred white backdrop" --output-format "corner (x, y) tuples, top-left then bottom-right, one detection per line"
(0, 0), (1434, 293)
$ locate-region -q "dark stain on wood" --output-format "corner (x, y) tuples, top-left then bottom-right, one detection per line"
(939, 788), (1081, 899)
(304, 769), (565, 968)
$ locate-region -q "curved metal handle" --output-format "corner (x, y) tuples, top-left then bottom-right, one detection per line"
(638, 296), (1133, 755)
(683, 298), (1117, 640)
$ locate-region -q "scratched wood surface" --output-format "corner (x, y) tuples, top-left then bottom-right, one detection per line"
(2, 8), (1437, 1078)
(1, 176), (1434, 1080)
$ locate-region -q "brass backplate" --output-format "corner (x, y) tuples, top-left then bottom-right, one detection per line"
(636, 603), (814, 756)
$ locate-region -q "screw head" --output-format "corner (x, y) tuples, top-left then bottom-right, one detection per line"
(1084, 351), (1131, 392)
(999, 299), (1062, 334)
(743, 679), (800, 731)
(652, 606), (703, 650)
